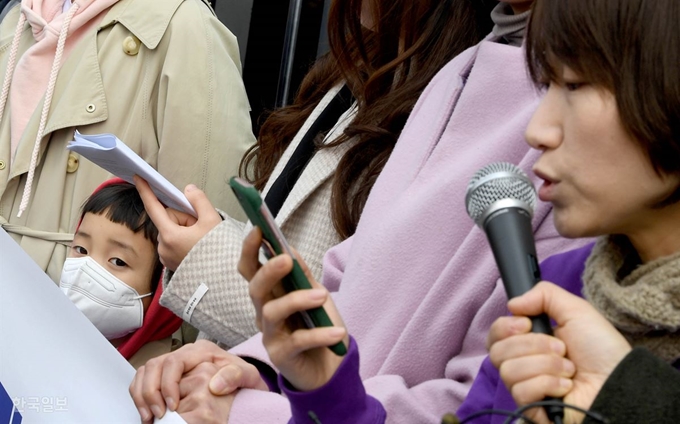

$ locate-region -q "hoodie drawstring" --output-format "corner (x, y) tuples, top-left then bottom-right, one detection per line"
(0, 13), (27, 143)
(15, 2), (79, 218)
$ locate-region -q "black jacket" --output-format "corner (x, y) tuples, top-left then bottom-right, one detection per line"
(584, 348), (680, 423)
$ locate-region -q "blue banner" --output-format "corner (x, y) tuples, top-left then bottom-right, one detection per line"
(0, 381), (22, 424)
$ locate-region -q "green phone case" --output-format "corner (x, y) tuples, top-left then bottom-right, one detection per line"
(229, 177), (347, 356)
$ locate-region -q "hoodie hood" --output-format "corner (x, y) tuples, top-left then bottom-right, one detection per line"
(117, 279), (182, 360)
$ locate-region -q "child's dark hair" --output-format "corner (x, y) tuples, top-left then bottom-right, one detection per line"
(526, 0), (680, 205)
(80, 182), (163, 292)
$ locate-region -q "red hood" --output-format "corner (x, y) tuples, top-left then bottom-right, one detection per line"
(117, 276), (182, 360)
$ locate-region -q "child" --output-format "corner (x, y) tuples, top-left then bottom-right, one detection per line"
(60, 178), (183, 368)
(0, 0), (254, 285)
(457, 0), (680, 422)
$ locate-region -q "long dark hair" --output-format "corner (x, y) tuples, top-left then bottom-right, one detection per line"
(241, 0), (496, 238)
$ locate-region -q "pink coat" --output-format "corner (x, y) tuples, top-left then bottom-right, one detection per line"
(228, 38), (586, 423)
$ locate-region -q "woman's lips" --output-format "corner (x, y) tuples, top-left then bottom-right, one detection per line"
(538, 180), (556, 202)
(533, 169), (558, 202)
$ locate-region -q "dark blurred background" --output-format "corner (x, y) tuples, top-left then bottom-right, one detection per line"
(212, 0), (330, 135)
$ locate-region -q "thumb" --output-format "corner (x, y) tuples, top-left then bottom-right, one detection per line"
(184, 184), (218, 222)
(507, 281), (594, 327)
(208, 364), (268, 395)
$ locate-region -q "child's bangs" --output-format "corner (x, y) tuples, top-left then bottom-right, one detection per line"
(80, 183), (158, 245)
(103, 201), (150, 236)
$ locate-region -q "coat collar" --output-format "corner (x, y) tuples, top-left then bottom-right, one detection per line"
(261, 85), (356, 227)
(101, 0), (209, 50)
(0, 0), (197, 49)
(8, 0), (194, 179)
(274, 123), (355, 227)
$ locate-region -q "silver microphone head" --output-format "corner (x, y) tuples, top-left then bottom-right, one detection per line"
(465, 162), (537, 227)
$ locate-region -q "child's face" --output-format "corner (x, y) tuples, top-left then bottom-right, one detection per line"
(525, 65), (680, 257)
(70, 212), (156, 311)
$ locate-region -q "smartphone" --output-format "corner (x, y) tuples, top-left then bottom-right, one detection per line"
(229, 177), (347, 356)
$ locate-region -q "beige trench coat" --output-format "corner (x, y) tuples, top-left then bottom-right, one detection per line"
(0, 0), (255, 283)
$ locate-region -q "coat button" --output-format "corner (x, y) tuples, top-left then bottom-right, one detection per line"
(0, 160), (5, 170)
(66, 154), (79, 173)
(123, 35), (141, 56)
(86, 104), (96, 113)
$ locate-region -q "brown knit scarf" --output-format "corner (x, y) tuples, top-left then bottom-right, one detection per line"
(582, 236), (680, 363)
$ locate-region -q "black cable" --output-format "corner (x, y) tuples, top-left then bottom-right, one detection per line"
(455, 408), (537, 424)
(511, 400), (609, 424)
(444, 400), (609, 424)
(544, 396), (564, 424)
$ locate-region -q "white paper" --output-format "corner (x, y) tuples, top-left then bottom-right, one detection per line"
(0, 229), (185, 424)
(67, 131), (196, 216)
(155, 412), (187, 424)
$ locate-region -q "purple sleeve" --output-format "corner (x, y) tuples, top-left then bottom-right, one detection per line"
(240, 356), (280, 393)
(456, 356), (501, 423)
(457, 243), (595, 423)
(280, 337), (386, 424)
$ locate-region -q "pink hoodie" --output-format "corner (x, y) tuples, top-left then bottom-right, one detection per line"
(10, 0), (118, 157)
(0, 0), (119, 216)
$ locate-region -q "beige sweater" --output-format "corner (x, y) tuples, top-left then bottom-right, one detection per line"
(583, 236), (680, 363)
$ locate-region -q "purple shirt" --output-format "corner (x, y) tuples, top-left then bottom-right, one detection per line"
(276, 337), (386, 424)
(456, 243), (595, 423)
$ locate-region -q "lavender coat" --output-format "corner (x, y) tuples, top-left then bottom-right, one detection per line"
(227, 38), (586, 423)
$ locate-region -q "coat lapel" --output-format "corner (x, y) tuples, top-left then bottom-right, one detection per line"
(8, 0), (186, 180)
(261, 84), (356, 227)
(275, 118), (355, 227)
(9, 25), (107, 179)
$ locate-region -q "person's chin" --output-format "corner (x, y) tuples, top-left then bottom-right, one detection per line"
(553, 213), (592, 240)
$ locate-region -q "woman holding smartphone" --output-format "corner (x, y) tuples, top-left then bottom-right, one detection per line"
(135, 0), (497, 350)
(458, 0), (680, 422)
(130, 0), (591, 422)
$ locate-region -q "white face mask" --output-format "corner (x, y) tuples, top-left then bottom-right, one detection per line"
(59, 257), (152, 340)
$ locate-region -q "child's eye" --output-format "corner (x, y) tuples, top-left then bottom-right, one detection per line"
(109, 258), (128, 267)
(72, 245), (88, 255)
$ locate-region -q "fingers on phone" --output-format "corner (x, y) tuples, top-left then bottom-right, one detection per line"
(239, 228), (265, 280)
(262, 289), (327, 330)
(270, 327), (347, 359)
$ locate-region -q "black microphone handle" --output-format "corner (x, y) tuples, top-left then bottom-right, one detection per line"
(483, 207), (551, 331)
(484, 207), (564, 423)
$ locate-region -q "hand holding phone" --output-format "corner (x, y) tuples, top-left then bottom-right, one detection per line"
(230, 177), (347, 356)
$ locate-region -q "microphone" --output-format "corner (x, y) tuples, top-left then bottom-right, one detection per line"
(465, 162), (563, 423)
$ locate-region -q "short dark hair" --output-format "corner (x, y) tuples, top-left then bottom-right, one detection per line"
(526, 0), (680, 204)
(80, 182), (162, 292)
